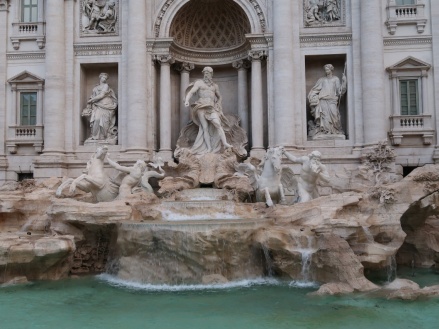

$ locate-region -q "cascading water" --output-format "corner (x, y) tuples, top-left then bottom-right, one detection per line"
(386, 254), (397, 283)
(261, 244), (274, 277)
(292, 233), (316, 283)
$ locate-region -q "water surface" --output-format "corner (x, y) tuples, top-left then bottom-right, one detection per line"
(1, 273), (438, 329)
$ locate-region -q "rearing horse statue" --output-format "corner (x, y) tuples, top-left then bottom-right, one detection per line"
(56, 146), (119, 202)
(235, 147), (296, 207)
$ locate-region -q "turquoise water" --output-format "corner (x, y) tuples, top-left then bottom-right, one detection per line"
(1, 273), (438, 329)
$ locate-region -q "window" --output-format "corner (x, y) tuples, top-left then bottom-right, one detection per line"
(22, 0), (38, 23)
(400, 80), (418, 115)
(396, 0), (415, 5)
(387, 57), (433, 146)
(7, 71), (44, 154)
(20, 92), (37, 125)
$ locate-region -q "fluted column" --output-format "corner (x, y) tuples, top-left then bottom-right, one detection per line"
(43, 0), (66, 154)
(126, 0), (148, 152)
(232, 60), (250, 134)
(273, 0), (295, 146)
(249, 50), (265, 157)
(176, 62), (195, 130)
(157, 55), (175, 161)
(360, 0), (387, 144)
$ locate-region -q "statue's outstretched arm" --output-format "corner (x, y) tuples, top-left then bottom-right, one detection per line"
(107, 157), (131, 174)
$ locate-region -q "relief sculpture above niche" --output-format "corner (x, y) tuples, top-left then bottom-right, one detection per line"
(81, 0), (119, 36)
(304, 0), (345, 27)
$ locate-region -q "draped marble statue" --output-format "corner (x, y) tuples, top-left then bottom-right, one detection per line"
(308, 64), (346, 140)
(82, 73), (118, 145)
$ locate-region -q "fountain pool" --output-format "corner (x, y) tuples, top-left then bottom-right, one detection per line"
(1, 270), (438, 329)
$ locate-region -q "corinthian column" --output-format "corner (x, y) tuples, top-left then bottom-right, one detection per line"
(249, 50), (265, 157)
(157, 55), (175, 161)
(43, 0), (66, 154)
(176, 62), (195, 130)
(232, 60), (250, 134)
(126, 0), (148, 153)
(360, 0), (387, 144)
(273, 0), (295, 147)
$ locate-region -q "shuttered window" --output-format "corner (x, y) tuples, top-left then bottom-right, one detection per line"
(400, 80), (418, 115)
(20, 92), (37, 125)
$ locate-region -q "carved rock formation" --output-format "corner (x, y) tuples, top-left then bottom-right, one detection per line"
(1, 165), (439, 297)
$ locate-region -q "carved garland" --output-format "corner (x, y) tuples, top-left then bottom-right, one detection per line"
(154, 0), (266, 37)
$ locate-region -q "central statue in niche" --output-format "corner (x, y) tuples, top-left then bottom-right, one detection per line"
(184, 67), (233, 154)
(175, 67), (247, 158)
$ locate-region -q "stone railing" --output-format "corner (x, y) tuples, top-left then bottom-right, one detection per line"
(389, 114), (434, 145)
(6, 125), (44, 154)
(386, 1), (426, 35)
(10, 21), (46, 50)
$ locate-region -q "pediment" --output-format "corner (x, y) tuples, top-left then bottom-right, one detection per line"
(8, 71), (44, 84)
(387, 56), (431, 71)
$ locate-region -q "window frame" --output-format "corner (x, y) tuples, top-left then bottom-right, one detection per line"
(21, 0), (39, 23)
(20, 91), (38, 126)
(399, 78), (420, 116)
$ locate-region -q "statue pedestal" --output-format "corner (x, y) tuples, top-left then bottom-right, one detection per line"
(311, 134), (345, 141)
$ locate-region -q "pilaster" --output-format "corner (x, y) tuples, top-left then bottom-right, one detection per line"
(0, 0), (9, 175)
(360, 0), (387, 144)
(126, 0), (148, 153)
(42, 0), (66, 155)
(272, 0), (295, 147)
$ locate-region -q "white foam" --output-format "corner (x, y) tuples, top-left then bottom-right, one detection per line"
(288, 280), (319, 288)
(97, 274), (281, 291)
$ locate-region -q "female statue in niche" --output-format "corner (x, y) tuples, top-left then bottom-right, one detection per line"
(308, 64), (346, 139)
(82, 72), (118, 144)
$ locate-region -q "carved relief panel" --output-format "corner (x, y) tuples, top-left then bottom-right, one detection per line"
(303, 0), (345, 28)
(80, 0), (119, 36)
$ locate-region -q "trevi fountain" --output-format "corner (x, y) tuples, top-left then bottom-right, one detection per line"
(1, 0), (439, 328)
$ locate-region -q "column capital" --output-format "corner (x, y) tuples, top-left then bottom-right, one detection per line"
(0, 0), (9, 11)
(175, 62), (195, 73)
(154, 54), (175, 65)
(248, 50), (267, 61)
(232, 60), (251, 70)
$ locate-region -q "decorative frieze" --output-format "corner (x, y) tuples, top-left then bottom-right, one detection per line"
(7, 52), (45, 60)
(383, 37), (432, 47)
(303, 0), (346, 28)
(74, 43), (122, 56)
(300, 34), (352, 48)
(80, 0), (119, 37)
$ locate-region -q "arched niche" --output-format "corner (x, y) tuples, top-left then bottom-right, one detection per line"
(153, 0), (267, 38)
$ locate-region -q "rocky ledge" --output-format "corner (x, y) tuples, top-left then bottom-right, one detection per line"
(0, 165), (439, 299)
